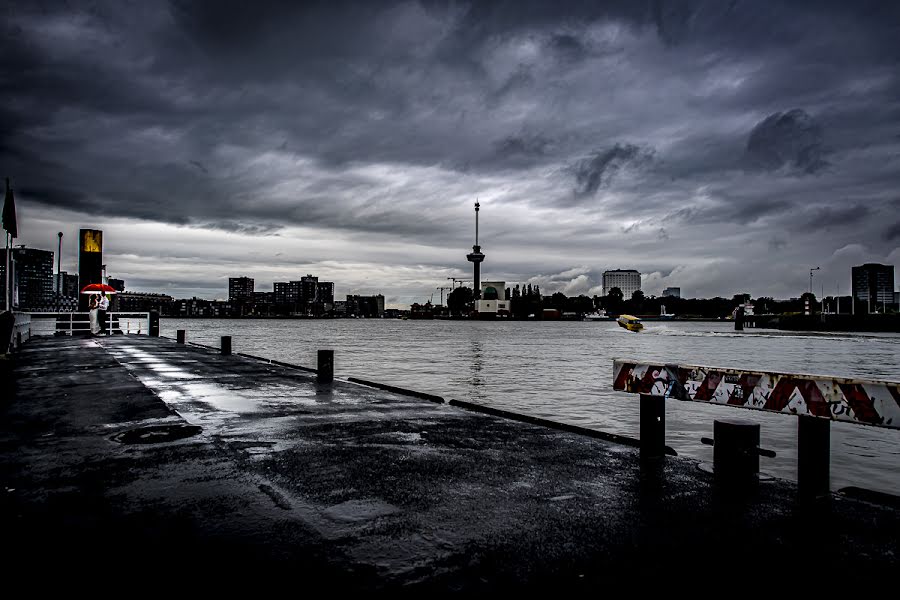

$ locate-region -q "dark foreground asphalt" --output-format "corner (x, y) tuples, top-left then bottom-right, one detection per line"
(2, 335), (898, 590)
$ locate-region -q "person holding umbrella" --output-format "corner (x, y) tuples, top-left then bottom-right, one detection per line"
(81, 283), (116, 335)
(98, 292), (109, 334)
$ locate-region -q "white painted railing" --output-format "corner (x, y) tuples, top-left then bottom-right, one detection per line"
(26, 312), (151, 336)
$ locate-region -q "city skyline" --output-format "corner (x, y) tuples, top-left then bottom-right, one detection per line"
(3, 2), (899, 307)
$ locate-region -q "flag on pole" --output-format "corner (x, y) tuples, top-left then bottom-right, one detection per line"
(2, 177), (17, 238)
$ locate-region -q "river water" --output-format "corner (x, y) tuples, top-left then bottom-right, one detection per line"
(160, 318), (900, 495)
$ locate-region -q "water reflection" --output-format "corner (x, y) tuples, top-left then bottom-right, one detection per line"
(469, 340), (484, 389)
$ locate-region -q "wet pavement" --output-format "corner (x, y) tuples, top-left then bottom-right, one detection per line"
(2, 335), (899, 589)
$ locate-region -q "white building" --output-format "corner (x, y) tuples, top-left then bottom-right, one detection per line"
(476, 281), (510, 316)
(603, 269), (641, 297)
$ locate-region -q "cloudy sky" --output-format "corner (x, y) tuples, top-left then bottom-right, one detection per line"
(3, 0), (899, 306)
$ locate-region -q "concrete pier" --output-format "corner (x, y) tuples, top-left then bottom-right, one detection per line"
(3, 335), (898, 589)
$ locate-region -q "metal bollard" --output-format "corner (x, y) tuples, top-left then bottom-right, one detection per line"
(221, 336), (232, 355)
(317, 349), (334, 384)
(149, 310), (160, 337)
(639, 394), (665, 462)
(798, 416), (830, 499)
(176, 329), (186, 344)
(712, 419), (759, 484)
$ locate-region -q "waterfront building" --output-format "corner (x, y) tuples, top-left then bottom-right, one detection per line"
(273, 281), (291, 305)
(603, 269), (641, 297)
(252, 291), (274, 304)
(316, 281), (334, 305)
(300, 275), (318, 305)
(228, 277), (254, 303)
(662, 287), (680, 298)
(346, 294), (384, 318)
(0, 246), (54, 311)
(851, 263), (895, 313)
(118, 291), (173, 313)
(476, 281), (510, 317)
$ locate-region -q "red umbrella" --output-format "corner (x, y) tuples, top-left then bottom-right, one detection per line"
(81, 283), (117, 294)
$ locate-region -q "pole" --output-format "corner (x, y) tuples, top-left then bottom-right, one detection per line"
(57, 232), (63, 312)
(475, 200), (479, 246)
(4, 231), (9, 311)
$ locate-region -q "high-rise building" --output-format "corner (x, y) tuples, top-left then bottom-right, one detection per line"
(300, 275), (318, 305)
(662, 287), (681, 298)
(1, 247), (54, 311)
(78, 229), (103, 311)
(851, 263), (895, 313)
(108, 277), (125, 292)
(603, 269), (642, 298)
(228, 277), (254, 303)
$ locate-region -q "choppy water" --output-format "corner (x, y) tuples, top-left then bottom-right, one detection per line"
(160, 318), (900, 495)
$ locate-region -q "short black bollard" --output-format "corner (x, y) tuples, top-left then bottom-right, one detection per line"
(221, 335), (232, 356)
(711, 419), (760, 486)
(176, 329), (186, 344)
(149, 310), (160, 337)
(639, 394), (665, 462)
(317, 349), (334, 384)
(798, 416), (830, 499)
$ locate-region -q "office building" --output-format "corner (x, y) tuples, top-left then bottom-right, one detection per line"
(108, 277), (125, 292)
(228, 277), (254, 303)
(662, 287), (681, 298)
(851, 263), (895, 313)
(603, 269), (642, 298)
(1, 246), (55, 311)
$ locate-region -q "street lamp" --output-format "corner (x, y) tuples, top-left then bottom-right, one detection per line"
(809, 266), (820, 295)
(57, 232), (63, 313)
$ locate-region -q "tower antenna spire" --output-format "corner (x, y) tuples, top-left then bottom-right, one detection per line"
(475, 200), (480, 245)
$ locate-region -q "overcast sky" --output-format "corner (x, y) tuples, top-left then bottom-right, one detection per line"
(3, 0), (899, 306)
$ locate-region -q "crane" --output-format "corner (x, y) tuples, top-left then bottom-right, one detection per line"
(436, 286), (451, 306)
(447, 277), (471, 289)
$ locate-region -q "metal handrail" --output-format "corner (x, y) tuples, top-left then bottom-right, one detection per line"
(27, 312), (151, 336)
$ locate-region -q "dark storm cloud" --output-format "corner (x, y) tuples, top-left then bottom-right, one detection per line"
(884, 222), (900, 242)
(746, 109), (828, 174)
(569, 144), (654, 199)
(803, 204), (871, 230)
(3, 0), (900, 300)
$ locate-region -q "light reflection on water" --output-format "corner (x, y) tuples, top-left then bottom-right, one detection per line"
(161, 318), (900, 495)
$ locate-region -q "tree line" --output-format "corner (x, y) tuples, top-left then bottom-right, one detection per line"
(445, 284), (826, 319)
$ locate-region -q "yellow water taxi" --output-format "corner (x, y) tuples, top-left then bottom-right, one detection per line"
(616, 314), (643, 332)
